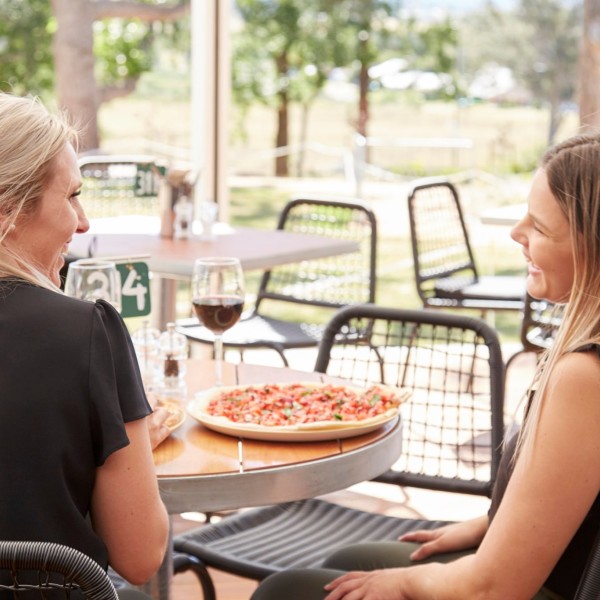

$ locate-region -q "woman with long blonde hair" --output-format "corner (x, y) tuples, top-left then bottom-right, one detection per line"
(0, 92), (170, 596)
(250, 133), (600, 600)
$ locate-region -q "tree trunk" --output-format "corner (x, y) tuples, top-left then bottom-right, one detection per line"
(357, 47), (369, 139)
(275, 53), (289, 177)
(547, 96), (563, 146)
(275, 96), (289, 176)
(51, 0), (99, 152)
(357, 37), (370, 163)
(50, 0), (191, 152)
(580, 0), (600, 131)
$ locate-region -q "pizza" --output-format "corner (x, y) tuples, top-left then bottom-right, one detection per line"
(187, 382), (409, 441)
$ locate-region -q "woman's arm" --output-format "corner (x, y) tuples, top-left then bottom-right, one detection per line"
(325, 351), (600, 600)
(90, 417), (169, 585)
(398, 516), (488, 561)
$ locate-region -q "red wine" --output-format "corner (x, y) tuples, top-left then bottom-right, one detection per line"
(192, 295), (244, 333)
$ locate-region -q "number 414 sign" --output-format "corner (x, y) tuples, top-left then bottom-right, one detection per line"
(115, 262), (151, 318)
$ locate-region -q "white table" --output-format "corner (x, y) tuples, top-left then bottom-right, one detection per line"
(68, 217), (359, 327)
(480, 203), (526, 226)
(147, 361), (403, 600)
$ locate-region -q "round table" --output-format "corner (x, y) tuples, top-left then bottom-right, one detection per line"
(147, 360), (403, 599)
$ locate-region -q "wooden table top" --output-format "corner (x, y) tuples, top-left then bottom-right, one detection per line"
(152, 361), (403, 514)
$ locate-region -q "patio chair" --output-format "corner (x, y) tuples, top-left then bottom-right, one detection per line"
(575, 525), (600, 600)
(178, 196), (378, 366)
(0, 540), (118, 599)
(505, 293), (563, 373)
(58, 155), (167, 289)
(408, 179), (526, 314)
(173, 304), (506, 599)
(78, 155), (165, 219)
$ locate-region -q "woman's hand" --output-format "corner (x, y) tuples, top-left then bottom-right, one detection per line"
(398, 516), (488, 561)
(145, 392), (171, 449)
(147, 407), (171, 449)
(324, 568), (408, 600)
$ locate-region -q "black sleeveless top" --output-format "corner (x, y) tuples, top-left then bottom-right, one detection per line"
(488, 344), (600, 599)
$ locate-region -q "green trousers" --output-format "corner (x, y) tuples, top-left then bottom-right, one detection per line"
(250, 541), (562, 600)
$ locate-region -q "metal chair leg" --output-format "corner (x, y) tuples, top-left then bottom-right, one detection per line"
(173, 553), (216, 600)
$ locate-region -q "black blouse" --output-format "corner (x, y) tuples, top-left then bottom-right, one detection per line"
(0, 280), (151, 570)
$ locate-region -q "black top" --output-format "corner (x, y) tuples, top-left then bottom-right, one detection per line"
(488, 344), (600, 599)
(0, 280), (151, 570)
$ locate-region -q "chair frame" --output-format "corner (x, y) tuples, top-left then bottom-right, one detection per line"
(0, 540), (118, 599)
(408, 179), (524, 313)
(77, 154), (165, 220)
(574, 525), (600, 599)
(253, 197), (377, 311)
(180, 196), (378, 366)
(314, 303), (506, 496)
(505, 293), (563, 374)
(174, 304), (506, 598)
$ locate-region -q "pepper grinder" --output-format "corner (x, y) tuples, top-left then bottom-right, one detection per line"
(173, 194), (194, 240)
(158, 322), (189, 400)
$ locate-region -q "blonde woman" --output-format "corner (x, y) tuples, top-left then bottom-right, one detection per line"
(0, 92), (170, 595)
(251, 134), (600, 600)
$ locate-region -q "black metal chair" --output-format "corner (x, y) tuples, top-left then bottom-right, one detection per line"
(58, 155), (168, 289)
(173, 304), (506, 599)
(78, 155), (165, 219)
(178, 197), (378, 366)
(505, 293), (563, 373)
(0, 540), (118, 599)
(575, 525), (600, 599)
(408, 179), (526, 313)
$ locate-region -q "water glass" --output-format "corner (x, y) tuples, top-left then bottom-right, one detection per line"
(198, 202), (218, 240)
(64, 259), (122, 312)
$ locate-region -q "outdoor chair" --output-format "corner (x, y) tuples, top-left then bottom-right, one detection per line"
(178, 196), (378, 366)
(0, 540), (118, 599)
(408, 179), (526, 314)
(575, 525), (600, 600)
(78, 154), (165, 219)
(173, 304), (506, 599)
(58, 155), (167, 288)
(505, 293), (562, 373)
(60, 154), (176, 288)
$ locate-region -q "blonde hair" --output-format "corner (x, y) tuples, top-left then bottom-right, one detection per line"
(0, 93), (78, 289)
(519, 133), (600, 457)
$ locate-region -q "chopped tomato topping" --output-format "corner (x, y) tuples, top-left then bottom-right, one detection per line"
(206, 383), (401, 426)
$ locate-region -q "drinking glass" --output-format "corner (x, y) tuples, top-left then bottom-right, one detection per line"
(192, 257), (245, 386)
(64, 259), (122, 313)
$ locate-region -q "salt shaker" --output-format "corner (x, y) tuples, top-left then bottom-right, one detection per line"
(131, 320), (161, 390)
(158, 322), (189, 398)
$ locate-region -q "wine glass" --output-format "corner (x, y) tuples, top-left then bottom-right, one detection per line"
(64, 259), (122, 313)
(192, 257), (245, 387)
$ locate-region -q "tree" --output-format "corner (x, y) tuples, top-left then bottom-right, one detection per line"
(234, 0), (392, 176)
(461, 0), (582, 145)
(0, 0), (54, 97)
(50, 0), (189, 151)
(579, 0), (600, 131)
(234, 0), (332, 176)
